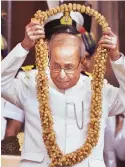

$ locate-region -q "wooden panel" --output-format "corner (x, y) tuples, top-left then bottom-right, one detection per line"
(10, 1), (48, 66)
(119, 1), (125, 55)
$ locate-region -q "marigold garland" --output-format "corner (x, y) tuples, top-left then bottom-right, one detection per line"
(32, 3), (109, 167)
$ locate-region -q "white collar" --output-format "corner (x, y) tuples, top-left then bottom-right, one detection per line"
(48, 74), (89, 95)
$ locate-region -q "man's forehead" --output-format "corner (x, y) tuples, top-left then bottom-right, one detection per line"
(50, 50), (80, 64)
(49, 33), (83, 47)
(49, 42), (81, 63)
(51, 33), (81, 40)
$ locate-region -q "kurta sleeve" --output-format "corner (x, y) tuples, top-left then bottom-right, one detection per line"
(1, 43), (29, 110)
(106, 54), (125, 116)
(3, 100), (25, 123)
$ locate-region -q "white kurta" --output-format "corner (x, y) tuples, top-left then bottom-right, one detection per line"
(1, 43), (125, 167)
(1, 98), (24, 123)
(1, 98), (24, 140)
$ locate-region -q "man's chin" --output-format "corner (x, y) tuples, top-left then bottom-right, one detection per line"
(55, 82), (70, 90)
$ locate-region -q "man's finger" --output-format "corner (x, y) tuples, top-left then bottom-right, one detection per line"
(109, 30), (117, 37)
(104, 35), (113, 40)
(103, 29), (116, 37)
(99, 38), (116, 45)
(101, 39), (113, 45)
(99, 44), (116, 49)
(29, 21), (41, 26)
(103, 27), (111, 35)
(27, 30), (44, 37)
(30, 35), (45, 41)
(26, 25), (44, 33)
(26, 22), (43, 31)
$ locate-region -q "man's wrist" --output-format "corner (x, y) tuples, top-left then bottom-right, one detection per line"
(110, 51), (121, 61)
(21, 40), (31, 51)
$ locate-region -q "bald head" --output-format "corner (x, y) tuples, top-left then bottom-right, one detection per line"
(49, 33), (85, 60)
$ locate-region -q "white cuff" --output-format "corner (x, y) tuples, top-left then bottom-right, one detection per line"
(16, 43), (29, 57)
(111, 53), (125, 65)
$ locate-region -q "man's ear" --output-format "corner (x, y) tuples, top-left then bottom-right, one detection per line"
(81, 56), (86, 64)
(80, 56), (86, 71)
(80, 63), (84, 72)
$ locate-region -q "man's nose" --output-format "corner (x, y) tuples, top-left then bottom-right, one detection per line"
(59, 69), (66, 79)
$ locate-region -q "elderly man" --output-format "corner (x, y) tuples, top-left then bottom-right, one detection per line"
(1, 11), (125, 167)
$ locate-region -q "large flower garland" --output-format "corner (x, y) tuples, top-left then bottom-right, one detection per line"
(32, 3), (108, 167)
